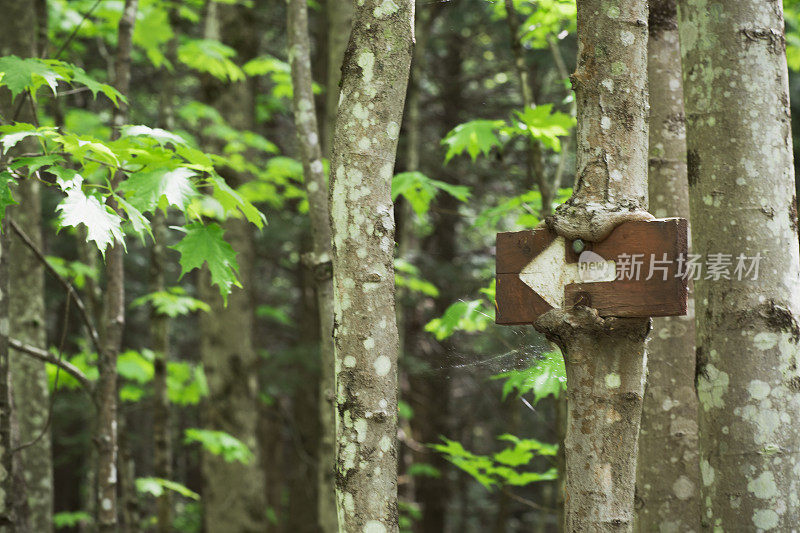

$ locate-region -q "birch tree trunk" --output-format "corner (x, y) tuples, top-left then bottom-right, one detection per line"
(329, 1), (414, 530)
(535, 0), (651, 530)
(287, 2), (338, 531)
(97, 2), (138, 530)
(634, 1), (700, 531)
(0, 1), (53, 528)
(677, 1), (800, 529)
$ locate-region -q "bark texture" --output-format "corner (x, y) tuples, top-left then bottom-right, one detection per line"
(677, 1), (800, 530)
(0, 230), (11, 530)
(536, 0), (651, 530)
(287, 2), (338, 531)
(329, 1), (414, 531)
(0, 1), (53, 528)
(97, 1), (138, 530)
(324, 0), (355, 155)
(634, 1), (700, 531)
(548, 0), (651, 242)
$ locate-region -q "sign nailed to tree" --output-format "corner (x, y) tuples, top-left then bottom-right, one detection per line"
(495, 218), (689, 324)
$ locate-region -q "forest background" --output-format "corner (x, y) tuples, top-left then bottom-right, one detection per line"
(0, 0), (798, 532)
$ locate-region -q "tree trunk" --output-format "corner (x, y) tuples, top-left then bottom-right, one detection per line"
(0, 228), (11, 530)
(287, 2), (338, 531)
(677, 1), (800, 529)
(96, 2), (137, 530)
(535, 0), (651, 531)
(634, 1), (700, 531)
(0, 1), (53, 529)
(329, 1), (414, 530)
(324, 0), (354, 156)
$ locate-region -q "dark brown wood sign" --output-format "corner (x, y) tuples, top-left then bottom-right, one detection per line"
(496, 218), (689, 325)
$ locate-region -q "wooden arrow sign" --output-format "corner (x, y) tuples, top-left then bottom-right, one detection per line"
(496, 218), (689, 325)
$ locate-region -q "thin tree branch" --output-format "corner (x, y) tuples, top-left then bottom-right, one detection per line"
(8, 339), (92, 390)
(500, 487), (557, 514)
(7, 217), (103, 354)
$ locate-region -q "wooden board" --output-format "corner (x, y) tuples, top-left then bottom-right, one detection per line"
(496, 218), (689, 325)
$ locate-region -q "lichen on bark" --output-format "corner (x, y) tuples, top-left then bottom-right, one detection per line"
(634, 1), (700, 530)
(678, 0), (800, 529)
(328, 0), (414, 531)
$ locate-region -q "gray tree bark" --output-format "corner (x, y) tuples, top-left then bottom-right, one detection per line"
(535, 0), (651, 530)
(287, 2), (338, 531)
(677, 1), (800, 529)
(324, 0), (354, 156)
(329, 0), (414, 530)
(634, 1), (700, 531)
(0, 229), (11, 530)
(97, 1), (138, 530)
(0, 0), (53, 529)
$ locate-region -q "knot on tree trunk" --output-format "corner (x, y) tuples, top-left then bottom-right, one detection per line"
(545, 200), (653, 242)
(535, 306), (651, 349)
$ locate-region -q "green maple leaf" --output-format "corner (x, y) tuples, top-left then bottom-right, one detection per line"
(56, 178), (124, 256)
(118, 168), (199, 212)
(210, 175), (266, 228)
(511, 104), (576, 152)
(71, 68), (125, 106)
(121, 125), (188, 146)
(0, 56), (66, 99)
(177, 39), (244, 82)
(0, 171), (18, 226)
(391, 171), (471, 218)
(170, 222), (241, 301)
(441, 120), (506, 163)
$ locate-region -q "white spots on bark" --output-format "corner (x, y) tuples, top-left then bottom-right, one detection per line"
(372, 0), (399, 18)
(357, 52), (376, 96)
(620, 30), (634, 46)
(363, 337), (375, 349)
(343, 441), (357, 471)
(753, 332), (778, 351)
(363, 519), (388, 533)
(358, 137), (372, 151)
(752, 509), (780, 531)
(378, 435), (391, 453)
(601, 78), (614, 92)
(310, 160), (324, 175)
(748, 380), (772, 401)
(748, 471), (778, 500)
(700, 459), (715, 487)
(354, 418), (368, 443)
(344, 356), (357, 368)
(605, 373), (621, 388)
(697, 364), (729, 410)
(386, 121), (400, 140)
(673, 475), (696, 500)
(102, 498), (113, 511)
(601, 116), (612, 130)
(373, 355), (391, 376)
